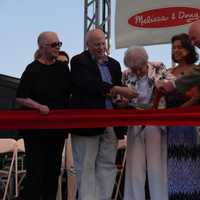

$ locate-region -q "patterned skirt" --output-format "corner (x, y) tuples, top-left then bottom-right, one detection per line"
(168, 126), (200, 200)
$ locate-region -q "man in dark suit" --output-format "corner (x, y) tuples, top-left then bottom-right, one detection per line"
(70, 28), (135, 200)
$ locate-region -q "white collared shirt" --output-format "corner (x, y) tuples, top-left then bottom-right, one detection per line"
(126, 74), (154, 105)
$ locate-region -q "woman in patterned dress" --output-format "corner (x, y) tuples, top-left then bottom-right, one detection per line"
(167, 33), (200, 200)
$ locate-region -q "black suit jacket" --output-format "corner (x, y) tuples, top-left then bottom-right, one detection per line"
(70, 50), (122, 136)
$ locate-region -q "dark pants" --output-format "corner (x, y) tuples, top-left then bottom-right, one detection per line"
(23, 133), (65, 200)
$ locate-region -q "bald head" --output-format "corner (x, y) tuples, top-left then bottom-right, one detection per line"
(37, 31), (59, 48)
(86, 29), (105, 44)
(86, 29), (107, 60)
(189, 20), (200, 48)
(37, 31), (61, 61)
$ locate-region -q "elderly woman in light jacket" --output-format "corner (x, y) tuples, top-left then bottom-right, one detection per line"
(122, 46), (170, 200)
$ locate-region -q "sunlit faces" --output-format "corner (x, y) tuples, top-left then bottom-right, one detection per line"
(42, 33), (61, 59)
(172, 40), (189, 63)
(189, 21), (200, 49)
(189, 30), (200, 48)
(87, 31), (107, 59)
(45, 42), (62, 48)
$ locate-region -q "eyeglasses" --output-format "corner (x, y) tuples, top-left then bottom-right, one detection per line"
(45, 41), (62, 48)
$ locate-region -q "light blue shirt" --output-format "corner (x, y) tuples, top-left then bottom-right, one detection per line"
(98, 63), (113, 108)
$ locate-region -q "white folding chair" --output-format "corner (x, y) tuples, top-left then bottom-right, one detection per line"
(57, 135), (77, 200)
(15, 139), (25, 198)
(66, 135), (77, 200)
(0, 139), (17, 200)
(113, 136), (127, 200)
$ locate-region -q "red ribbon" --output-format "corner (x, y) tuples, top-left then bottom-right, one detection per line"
(0, 106), (200, 130)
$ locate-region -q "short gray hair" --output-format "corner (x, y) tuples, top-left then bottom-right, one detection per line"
(124, 46), (148, 68)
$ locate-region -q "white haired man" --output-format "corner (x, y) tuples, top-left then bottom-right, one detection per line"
(122, 46), (169, 200)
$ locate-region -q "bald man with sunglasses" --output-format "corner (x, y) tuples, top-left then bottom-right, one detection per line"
(16, 31), (71, 200)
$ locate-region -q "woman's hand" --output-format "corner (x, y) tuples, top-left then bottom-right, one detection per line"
(155, 79), (175, 93)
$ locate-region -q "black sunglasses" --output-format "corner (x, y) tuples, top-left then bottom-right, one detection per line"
(45, 41), (62, 48)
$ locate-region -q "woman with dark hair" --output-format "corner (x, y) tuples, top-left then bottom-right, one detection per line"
(171, 33), (198, 65)
(58, 50), (70, 64)
(167, 33), (200, 200)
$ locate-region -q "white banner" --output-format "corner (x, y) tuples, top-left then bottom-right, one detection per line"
(115, 0), (200, 48)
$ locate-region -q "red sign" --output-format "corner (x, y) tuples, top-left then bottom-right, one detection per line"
(128, 7), (200, 28)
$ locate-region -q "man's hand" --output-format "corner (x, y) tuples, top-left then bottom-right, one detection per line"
(122, 69), (131, 80)
(16, 97), (50, 115)
(110, 86), (138, 99)
(38, 105), (50, 115)
(112, 96), (130, 108)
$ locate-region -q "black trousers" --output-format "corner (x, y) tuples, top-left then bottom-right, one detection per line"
(23, 133), (65, 200)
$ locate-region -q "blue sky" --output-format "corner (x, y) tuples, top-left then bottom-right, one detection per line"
(1, 0), (173, 78)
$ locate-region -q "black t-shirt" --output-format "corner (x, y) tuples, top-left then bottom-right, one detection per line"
(16, 60), (71, 136)
(17, 60), (71, 109)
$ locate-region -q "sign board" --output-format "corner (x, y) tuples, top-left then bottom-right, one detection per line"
(115, 0), (200, 48)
